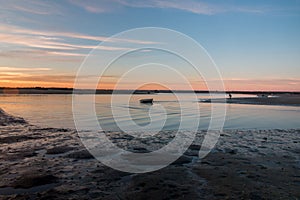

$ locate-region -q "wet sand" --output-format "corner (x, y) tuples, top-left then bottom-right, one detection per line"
(0, 108), (299, 199)
(203, 96), (300, 106)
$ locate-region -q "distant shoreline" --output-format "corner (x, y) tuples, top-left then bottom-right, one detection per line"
(1, 87), (300, 95)
(201, 97), (300, 107)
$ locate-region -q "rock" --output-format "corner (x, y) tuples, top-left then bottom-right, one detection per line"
(0, 108), (27, 126)
(259, 165), (268, 170)
(249, 148), (259, 153)
(225, 148), (238, 154)
(22, 151), (38, 158)
(12, 174), (58, 188)
(0, 135), (33, 144)
(200, 161), (211, 165)
(249, 192), (264, 200)
(189, 144), (201, 151)
(172, 155), (193, 165)
(131, 147), (149, 153)
(66, 149), (94, 159)
(46, 146), (75, 154)
(184, 150), (199, 157)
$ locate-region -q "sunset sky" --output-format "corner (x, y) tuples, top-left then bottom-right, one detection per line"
(0, 0), (299, 91)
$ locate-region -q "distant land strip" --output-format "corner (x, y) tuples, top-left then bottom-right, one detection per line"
(0, 87), (300, 95)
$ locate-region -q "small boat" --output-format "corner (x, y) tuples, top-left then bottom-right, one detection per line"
(139, 98), (153, 104)
(257, 94), (269, 98)
(200, 99), (211, 103)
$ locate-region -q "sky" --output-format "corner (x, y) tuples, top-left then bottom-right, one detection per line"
(0, 0), (299, 91)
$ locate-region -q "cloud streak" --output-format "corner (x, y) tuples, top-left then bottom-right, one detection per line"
(0, 0), (62, 15)
(0, 72), (118, 88)
(222, 78), (300, 91)
(1, 0), (283, 17)
(69, 0), (268, 15)
(116, 0), (220, 15)
(0, 67), (51, 72)
(0, 49), (86, 63)
(0, 24), (157, 44)
(1, 72), (299, 91)
(0, 23), (157, 60)
(68, 0), (115, 13)
(0, 23), (156, 64)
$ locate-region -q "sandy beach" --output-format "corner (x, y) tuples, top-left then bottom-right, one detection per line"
(0, 108), (299, 199)
(202, 96), (300, 107)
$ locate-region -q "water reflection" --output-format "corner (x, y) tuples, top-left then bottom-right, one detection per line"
(0, 94), (299, 130)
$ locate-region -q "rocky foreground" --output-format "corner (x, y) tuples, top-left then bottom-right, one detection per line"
(0, 108), (299, 199)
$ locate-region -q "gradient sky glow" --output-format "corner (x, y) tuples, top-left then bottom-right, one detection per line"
(0, 0), (299, 91)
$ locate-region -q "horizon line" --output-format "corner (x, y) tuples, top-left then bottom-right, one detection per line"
(1, 87), (300, 94)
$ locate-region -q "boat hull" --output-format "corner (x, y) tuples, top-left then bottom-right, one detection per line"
(139, 98), (153, 104)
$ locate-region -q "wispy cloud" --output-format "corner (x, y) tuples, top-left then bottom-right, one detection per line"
(69, 0), (269, 15)
(191, 78), (300, 91)
(0, 67), (51, 72)
(0, 0), (62, 15)
(0, 67), (53, 84)
(68, 0), (115, 13)
(46, 51), (87, 57)
(0, 23), (158, 64)
(0, 24), (157, 44)
(0, 49), (86, 63)
(2, 0), (294, 17)
(0, 74), (76, 88)
(0, 71), (118, 88)
(0, 24), (157, 52)
(116, 0), (220, 15)
(223, 78), (300, 91)
(0, 33), (76, 50)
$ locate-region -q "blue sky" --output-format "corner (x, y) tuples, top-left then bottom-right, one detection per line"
(0, 0), (299, 90)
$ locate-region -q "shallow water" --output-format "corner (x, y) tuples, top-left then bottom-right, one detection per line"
(0, 94), (299, 130)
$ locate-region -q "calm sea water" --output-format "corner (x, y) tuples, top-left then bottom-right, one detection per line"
(0, 94), (299, 130)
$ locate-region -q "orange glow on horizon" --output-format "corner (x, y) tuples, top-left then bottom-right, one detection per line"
(1, 79), (300, 92)
(0, 80), (74, 88)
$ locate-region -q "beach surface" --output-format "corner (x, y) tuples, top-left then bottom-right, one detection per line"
(203, 96), (300, 106)
(0, 108), (299, 199)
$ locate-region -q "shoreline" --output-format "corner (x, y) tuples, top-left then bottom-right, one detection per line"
(0, 108), (299, 199)
(201, 96), (300, 107)
(1, 87), (300, 95)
